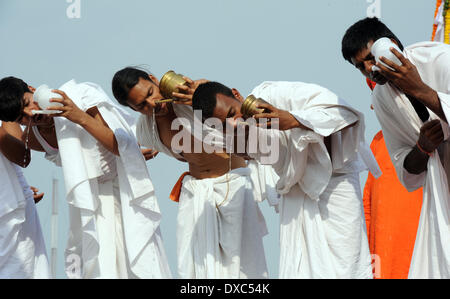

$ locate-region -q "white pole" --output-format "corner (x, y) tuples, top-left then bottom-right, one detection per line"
(50, 177), (59, 278)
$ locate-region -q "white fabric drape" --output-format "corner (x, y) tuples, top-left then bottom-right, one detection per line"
(249, 81), (375, 278)
(46, 80), (171, 278)
(176, 167), (268, 279)
(0, 151), (50, 278)
(372, 41), (450, 279)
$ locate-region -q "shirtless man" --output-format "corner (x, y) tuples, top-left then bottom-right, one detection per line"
(112, 67), (269, 279)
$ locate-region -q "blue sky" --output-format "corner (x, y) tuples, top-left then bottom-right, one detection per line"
(0, 0), (435, 278)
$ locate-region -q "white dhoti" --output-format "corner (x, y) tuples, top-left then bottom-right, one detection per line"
(0, 153), (50, 279)
(176, 168), (268, 279)
(280, 172), (371, 278)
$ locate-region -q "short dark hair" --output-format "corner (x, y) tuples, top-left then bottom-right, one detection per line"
(0, 77), (30, 122)
(342, 17), (404, 64)
(112, 67), (152, 107)
(192, 81), (235, 120)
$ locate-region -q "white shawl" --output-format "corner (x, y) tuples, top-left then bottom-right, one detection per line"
(251, 81), (381, 198)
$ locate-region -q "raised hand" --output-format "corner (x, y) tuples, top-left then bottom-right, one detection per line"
(376, 48), (427, 97)
(47, 90), (88, 125)
(171, 77), (209, 106)
(252, 102), (303, 131)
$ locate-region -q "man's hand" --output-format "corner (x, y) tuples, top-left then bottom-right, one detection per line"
(418, 119), (444, 153)
(252, 102), (305, 131)
(377, 48), (429, 98)
(404, 120), (444, 175)
(141, 148), (159, 161)
(377, 48), (447, 122)
(30, 186), (44, 204)
(171, 77), (209, 106)
(47, 90), (89, 125)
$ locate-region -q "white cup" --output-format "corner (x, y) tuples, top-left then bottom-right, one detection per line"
(33, 85), (63, 111)
(371, 37), (403, 71)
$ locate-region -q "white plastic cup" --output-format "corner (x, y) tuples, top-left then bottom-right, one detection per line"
(371, 37), (403, 71)
(33, 85), (63, 111)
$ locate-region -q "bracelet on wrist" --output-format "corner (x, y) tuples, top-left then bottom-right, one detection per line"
(416, 142), (433, 157)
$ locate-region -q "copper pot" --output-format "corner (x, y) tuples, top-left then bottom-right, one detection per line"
(159, 70), (187, 100)
(241, 95), (270, 118)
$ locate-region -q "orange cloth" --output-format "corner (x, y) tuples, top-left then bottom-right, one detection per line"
(363, 131), (423, 279)
(366, 78), (377, 91)
(170, 172), (191, 203)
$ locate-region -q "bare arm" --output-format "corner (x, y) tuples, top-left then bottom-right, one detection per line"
(84, 106), (120, 156)
(48, 90), (120, 156)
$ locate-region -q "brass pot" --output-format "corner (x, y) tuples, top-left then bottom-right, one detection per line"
(241, 95), (270, 118)
(159, 71), (187, 100)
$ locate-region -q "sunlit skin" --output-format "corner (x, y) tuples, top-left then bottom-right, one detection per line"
(127, 75), (246, 179)
(127, 75), (170, 117)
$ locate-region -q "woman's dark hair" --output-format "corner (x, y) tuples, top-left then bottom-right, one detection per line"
(112, 67), (152, 107)
(342, 17), (404, 64)
(0, 77), (30, 122)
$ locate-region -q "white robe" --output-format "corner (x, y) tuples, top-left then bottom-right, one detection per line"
(250, 81), (378, 278)
(136, 105), (271, 278)
(36, 80), (171, 279)
(0, 149), (50, 278)
(372, 42), (450, 279)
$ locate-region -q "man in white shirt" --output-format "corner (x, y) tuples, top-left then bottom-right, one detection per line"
(111, 67), (270, 279)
